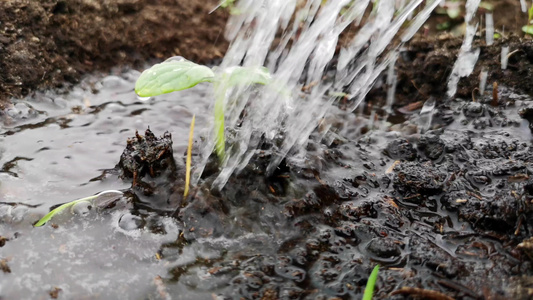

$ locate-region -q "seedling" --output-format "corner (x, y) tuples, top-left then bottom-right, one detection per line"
(362, 265), (380, 300)
(34, 190), (123, 227)
(184, 115), (195, 197)
(523, 4), (533, 35)
(135, 57), (271, 162)
(210, 0), (241, 15)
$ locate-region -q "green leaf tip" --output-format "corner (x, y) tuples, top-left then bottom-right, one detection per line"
(34, 190), (123, 227)
(523, 25), (533, 36)
(363, 265), (380, 300)
(135, 58), (215, 97)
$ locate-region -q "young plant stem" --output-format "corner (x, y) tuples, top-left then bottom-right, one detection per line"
(363, 265), (380, 300)
(214, 81), (227, 162)
(184, 115), (196, 197)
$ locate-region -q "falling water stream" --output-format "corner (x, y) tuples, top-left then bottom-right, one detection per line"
(201, 0), (455, 189)
(4, 0), (533, 299)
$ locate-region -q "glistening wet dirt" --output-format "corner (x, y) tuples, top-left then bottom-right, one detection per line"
(1, 63), (532, 299)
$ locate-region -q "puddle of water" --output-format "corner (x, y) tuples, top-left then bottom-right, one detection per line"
(0, 70), (214, 298)
(0, 70), (212, 210)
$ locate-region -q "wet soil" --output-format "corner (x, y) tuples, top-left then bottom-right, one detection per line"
(104, 2), (533, 298)
(0, 0), (228, 107)
(171, 96), (532, 299)
(2, 1), (533, 299)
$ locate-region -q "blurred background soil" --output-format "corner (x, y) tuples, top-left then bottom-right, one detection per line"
(0, 0), (531, 109)
(0, 0), (229, 107)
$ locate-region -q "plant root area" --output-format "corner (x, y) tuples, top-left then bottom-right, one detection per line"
(0, 0), (228, 107)
(109, 33), (533, 299)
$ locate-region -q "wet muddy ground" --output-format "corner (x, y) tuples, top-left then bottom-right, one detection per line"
(1, 0), (533, 299)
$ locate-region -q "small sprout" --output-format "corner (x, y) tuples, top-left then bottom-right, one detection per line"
(135, 58), (271, 162)
(34, 190), (123, 227)
(363, 265), (380, 300)
(523, 25), (533, 35)
(184, 115), (195, 198)
(524, 5), (533, 35)
(436, 21), (452, 31)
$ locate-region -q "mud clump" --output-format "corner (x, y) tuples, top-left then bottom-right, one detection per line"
(384, 138), (417, 161)
(118, 128), (184, 213)
(393, 161), (447, 199)
(118, 129), (174, 184)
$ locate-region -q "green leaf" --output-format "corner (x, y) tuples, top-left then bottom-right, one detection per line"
(220, 0), (235, 8)
(225, 66), (271, 87)
(529, 5), (533, 22)
(135, 58), (215, 97)
(363, 265), (380, 300)
(523, 25), (533, 35)
(34, 190), (123, 227)
(436, 21), (451, 31)
(479, 2), (494, 11)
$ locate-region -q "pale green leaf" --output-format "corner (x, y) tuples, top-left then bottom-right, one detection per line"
(523, 25), (533, 35)
(446, 7), (461, 19)
(135, 59), (215, 97)
(225, 66), (271, 87)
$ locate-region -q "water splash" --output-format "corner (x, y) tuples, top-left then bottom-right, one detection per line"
(446, 0), (481, 98)
(485, 12), (494, 46)
(501, 46), (510, 70)
(196, 0), (467, 189)
(418, 97), (436, 133)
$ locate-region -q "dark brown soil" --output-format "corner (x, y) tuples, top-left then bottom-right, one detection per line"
(0, 0), (229, 107)
(362, 0), (533, 111)
(384, 35), (533, 107)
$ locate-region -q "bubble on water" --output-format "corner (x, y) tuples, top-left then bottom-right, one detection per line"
(121, 69), (141, 82)
(13, 103), (32, 119)
(136, 95), (152, 102)
(71, 201), (92, 216)
(105, 103), (127, 113)
(102, 75), (127, 89)
(0, 204), (13, 223)
(11, 206), (28, 223)
(118, 213), (145, 231)
(53, 97), (68, 109)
